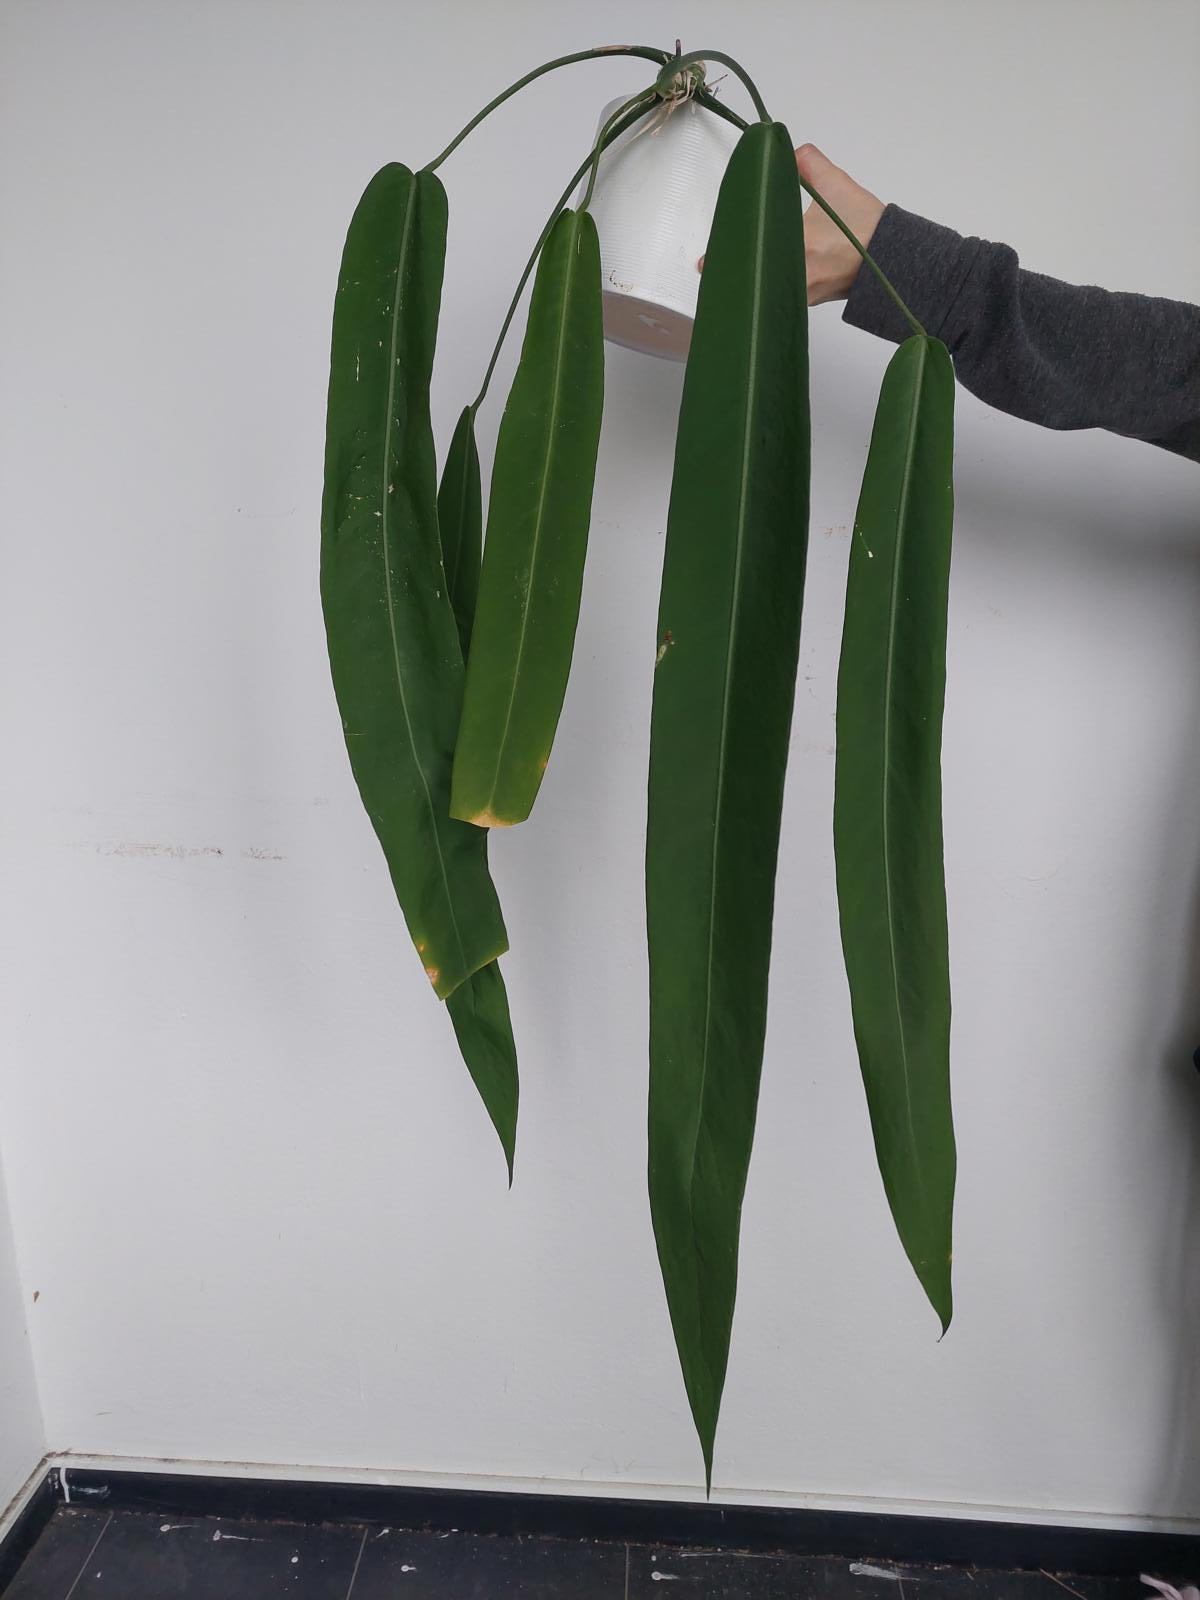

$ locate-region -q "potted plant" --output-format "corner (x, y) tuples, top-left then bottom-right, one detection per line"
(321, 42), (956, 1488)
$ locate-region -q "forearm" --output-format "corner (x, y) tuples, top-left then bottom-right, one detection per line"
(843, 205), (1200, 462)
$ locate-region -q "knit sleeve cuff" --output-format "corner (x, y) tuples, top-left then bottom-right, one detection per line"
(842, 204), (984, 346)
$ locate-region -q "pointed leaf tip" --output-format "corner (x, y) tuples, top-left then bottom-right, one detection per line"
(446, 961), (519, 1180)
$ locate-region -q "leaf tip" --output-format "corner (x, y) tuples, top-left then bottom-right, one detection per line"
(927, 1267), (953, 1339)
(500, 1114), (516, 1190)
(692, 1409), (717, 1497)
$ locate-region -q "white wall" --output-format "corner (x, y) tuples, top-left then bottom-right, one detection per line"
(0, 0), (1197, 1523)
(0, 1154), (43, 1511)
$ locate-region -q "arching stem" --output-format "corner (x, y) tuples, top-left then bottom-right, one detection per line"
(423, 45), (672, 173)
(794, 176), (925, 337)
(472, 96), (660, 410)
(693, 88), (925, 337)
(693, 87), (746, 133)
(579, 90), (657, 212)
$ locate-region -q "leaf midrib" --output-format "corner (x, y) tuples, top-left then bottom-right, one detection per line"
(379, 175), (468, 987)
(879, 337), (930, 1203)
(686, 134), (773, 1285)
(482, 214), (583, 813)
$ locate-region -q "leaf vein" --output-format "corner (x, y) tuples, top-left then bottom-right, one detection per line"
(686, 133), (774, 1303)
(380, 177), (469, 986)
(879, 338), (929, 1202)
(482, 215), (582, 813)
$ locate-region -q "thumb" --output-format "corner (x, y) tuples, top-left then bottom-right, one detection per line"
(795, 142), (842, 188)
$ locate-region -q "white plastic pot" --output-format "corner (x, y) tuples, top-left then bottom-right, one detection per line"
(581, 95), (740, 362)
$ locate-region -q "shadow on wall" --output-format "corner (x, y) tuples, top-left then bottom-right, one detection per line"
(1157, 869), (1200, 1520)
(960, 440), (1200, 1523)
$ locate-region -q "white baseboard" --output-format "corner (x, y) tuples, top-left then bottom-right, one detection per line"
(0, 1455), (53, 1542)
(45, 1450), (1200, 1538)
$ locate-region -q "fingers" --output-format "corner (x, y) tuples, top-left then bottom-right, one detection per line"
(698, 145), (835, 268)
(696, 145), (868, 285)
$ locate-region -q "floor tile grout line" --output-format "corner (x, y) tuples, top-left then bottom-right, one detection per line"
(343, 1525), (369, 1600)
(61, 1511), (114, 1600)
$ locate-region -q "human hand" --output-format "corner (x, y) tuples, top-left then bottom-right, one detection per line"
(698, 144), (885, 307)
(795, 145), (885, 305)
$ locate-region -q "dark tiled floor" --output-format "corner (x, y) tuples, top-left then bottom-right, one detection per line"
(1, 1510), (109, 1600)
(625, 1547), (1137, 1599)
(1, 1506), (1159, 1599)
(6, 1510), (366, 1599)
(351, 1526), (625, 1597)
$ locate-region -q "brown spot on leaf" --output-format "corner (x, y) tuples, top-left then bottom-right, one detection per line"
(468, 810), (514, 829)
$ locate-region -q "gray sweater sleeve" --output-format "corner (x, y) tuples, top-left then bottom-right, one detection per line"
(842, 205), (1200, 463)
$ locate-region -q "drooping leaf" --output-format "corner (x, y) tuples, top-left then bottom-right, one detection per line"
(446, 960), (519, 1183)
(437, 402), (519, 1179)
(437, 404), (483, 657)
(321, 162), (507, 1000)
(646, 121), (810, 1488)
(833, 333), (956, 1330)
(450, 208), (604, 828)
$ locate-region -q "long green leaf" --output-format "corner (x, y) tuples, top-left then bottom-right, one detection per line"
(450, 208), (604, 828)
(321, 163), (507, 1000)
(646, 121), (810, 1488)
(437, 404), (483, 658)
(438, 404), (519, 1179)
(833, 333), (956, 1330)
